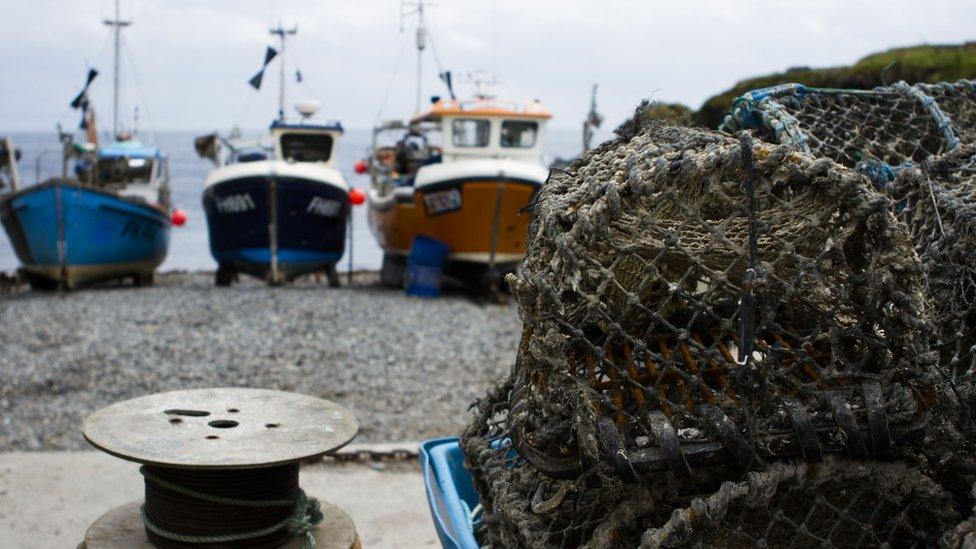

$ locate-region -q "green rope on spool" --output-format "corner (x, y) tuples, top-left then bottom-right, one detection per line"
(138, 466), (324, 548)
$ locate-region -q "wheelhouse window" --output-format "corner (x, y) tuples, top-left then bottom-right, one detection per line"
(451, 119), (490, 147)
(500, 120), (538, 148)
(99, 157), (154, 183)
(280, 133), (334, 162)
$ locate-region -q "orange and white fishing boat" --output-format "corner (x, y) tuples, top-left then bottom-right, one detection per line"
(365, 4), (551, 288)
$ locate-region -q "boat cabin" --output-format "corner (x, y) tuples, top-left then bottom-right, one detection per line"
(270, 121), (343, 168)
(371, 97), (551, 186)
(95, 141), (166, 184)
(414, 97), (551, 163)
(195, 119), (344, 168)
(89, 141), (169, 204)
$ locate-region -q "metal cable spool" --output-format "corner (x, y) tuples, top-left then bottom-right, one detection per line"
(78, 388), (361, 549)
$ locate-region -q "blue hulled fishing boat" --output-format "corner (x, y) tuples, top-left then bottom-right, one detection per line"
(0, 1), (175, 290)
(0, 154), (171, 289)
(196, 25), (352, 286)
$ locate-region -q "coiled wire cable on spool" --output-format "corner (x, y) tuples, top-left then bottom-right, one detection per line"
(139, 464), (322, 548)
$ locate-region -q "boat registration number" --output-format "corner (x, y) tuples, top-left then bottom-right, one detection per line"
(423, 189), (462, 216)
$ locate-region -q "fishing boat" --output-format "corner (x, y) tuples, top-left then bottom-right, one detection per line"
(365, 4), (551, 290)
(0, 1), (175, 290)
(196, 26), (352, 287)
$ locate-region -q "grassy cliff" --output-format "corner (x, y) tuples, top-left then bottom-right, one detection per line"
(692, 42), (976, 128)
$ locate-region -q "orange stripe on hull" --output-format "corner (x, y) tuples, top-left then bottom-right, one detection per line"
(369, 180), (537, 264)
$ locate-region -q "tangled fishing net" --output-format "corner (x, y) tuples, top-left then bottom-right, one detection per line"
(462, 101), (976, 546)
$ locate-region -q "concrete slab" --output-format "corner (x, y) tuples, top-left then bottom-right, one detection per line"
(0, 450), (438, 548)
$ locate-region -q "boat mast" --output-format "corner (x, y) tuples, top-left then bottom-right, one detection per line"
(270, 24), (297, 122)
(583, 84), (602, 152)
(415, 3), (427, 113)
(401, 1), (432, 113)
(103, 0), (130, 139)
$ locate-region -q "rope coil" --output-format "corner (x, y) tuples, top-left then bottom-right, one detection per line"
(139, 464), (323, 548)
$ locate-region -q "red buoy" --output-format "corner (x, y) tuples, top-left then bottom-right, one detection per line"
(354, 160), (368, 174)
(171, 209), (187, 226)
(348, 188), (366, 206)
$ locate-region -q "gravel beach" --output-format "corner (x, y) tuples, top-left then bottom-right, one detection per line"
(0, 272), (520, 450)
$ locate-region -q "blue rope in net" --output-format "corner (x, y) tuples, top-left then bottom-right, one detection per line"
(720, 80), (973, 175)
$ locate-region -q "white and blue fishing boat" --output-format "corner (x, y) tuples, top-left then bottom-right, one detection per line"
(197, 25), (351, 286)
(0, 1), (174, 290)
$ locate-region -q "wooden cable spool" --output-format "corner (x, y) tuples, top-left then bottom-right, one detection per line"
(78, 388), (361, 549)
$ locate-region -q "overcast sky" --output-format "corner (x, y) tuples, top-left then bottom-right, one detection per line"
(2, 0), (973, 133)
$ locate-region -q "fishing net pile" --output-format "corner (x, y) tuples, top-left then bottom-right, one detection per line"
(721, 80), (976, 387)
(460, 115), (976, 547)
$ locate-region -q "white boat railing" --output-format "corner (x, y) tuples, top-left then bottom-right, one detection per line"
(33, 148), (62, 186)
(2, 136), (20, 192)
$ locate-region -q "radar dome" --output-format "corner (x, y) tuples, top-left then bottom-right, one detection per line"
(294, 100), (321, 119)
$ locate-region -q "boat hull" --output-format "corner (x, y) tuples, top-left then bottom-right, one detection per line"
(0, 181), (170, 288)
(368, 176), (539, 275)
(203, 175), (348, 282)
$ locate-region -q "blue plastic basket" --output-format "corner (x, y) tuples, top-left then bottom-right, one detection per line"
(406, 236), (450, 298)
(420, 438), (480, 549)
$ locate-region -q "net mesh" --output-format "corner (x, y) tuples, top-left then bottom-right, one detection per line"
(721, 80), (976, 386)
(888, 145), (976, 385)
(639, 458), (959, 548)
(917, 81), (976, 143)
(461, 120), (972, 547)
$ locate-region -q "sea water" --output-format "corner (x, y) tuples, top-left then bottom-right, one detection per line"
(0, 128), (589, 273)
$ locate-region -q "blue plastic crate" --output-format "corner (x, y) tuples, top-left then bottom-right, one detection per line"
(406, 236), (450, 298)
(420, 437), (480, 549)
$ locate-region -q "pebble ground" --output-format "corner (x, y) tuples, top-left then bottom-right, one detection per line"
(0, 272), (519, 450)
